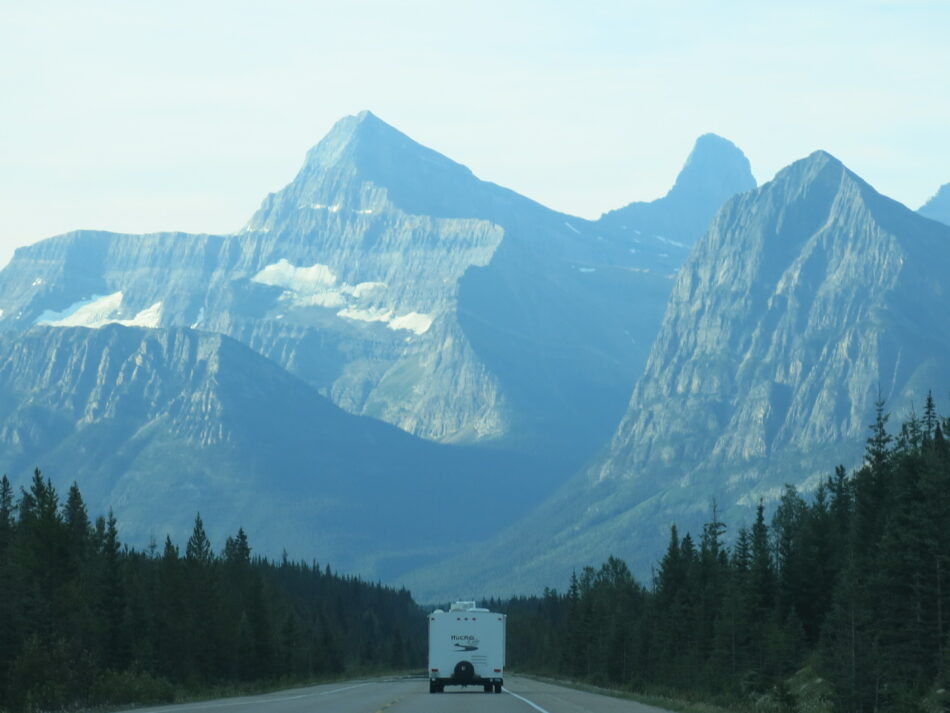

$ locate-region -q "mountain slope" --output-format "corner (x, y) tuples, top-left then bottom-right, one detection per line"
(0, 324), (543, 579)
(403, 150), (950, 600)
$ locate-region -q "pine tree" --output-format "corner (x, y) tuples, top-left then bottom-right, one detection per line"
(62, 482), (89, 571)
(823, 555), (880, 713)
(0, 476), (16, 704)
(100, 510), (126, 670)
(224, 527), (252, 565)
(185, 513), (212, 565)
(772, 485), (806, 623)
(17, 470), (68, 644)
(750, 501), (774, 615)
(0, 475), (13, 553)
(866, 397), (893, 470)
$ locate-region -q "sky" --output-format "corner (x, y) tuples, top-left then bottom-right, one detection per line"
(1, 0), (948, 268)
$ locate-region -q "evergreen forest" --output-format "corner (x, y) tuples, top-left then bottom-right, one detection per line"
(0, 473), (424, 711)
(497, 397), (950, 713)
(2, 398), (949, 712)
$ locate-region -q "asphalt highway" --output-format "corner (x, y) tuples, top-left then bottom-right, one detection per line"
(117, 674), (674, 713)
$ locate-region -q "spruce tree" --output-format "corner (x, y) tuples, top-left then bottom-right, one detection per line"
(772, 485), (806, 623)
(0, 476), (15, 704)
(62, 482), (89, 571)
(185, 513), (212, 565)
(100, 510), (126, 669)
(0, 475), (13, 552)
(750, 501), (774, 614)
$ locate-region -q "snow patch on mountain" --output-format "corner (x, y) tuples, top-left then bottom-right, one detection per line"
(252, 259), (385, 309)
(125, 302), (163, 328)
(35, 292), (162, 328)
(337, 306), (433, 335)
(337, 306), (392, 324)
(253, 259), (431, 334)
(253, 259), (337, 291)
(388, 312), (433, 334)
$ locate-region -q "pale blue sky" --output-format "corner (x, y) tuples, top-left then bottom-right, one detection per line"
(1, 0), (948, 267)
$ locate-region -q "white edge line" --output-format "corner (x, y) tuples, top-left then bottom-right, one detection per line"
(504, 688), (553, 713)
(131, 682), (371, 711)
(318, 683), (370, 696)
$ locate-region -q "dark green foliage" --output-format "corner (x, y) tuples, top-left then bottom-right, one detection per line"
(500, 400), (950, 712)
(0, 481), (424, 711)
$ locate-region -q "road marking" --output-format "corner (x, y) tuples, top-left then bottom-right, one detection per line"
(134, 682), (371, 711)
(318, 683), (370, 696)
(503, 688), (553, 713)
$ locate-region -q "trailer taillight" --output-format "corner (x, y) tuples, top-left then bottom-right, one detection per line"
(431, 668), (439, 672)
(494, 668), (501, 672)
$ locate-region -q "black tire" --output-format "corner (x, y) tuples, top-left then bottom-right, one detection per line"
(484, 684), (492, 693)
(429, 682), (436, 694)
(495, 683), (502, 693)
(453, 660), (475, 682)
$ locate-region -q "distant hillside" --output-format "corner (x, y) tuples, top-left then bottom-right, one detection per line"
(0, 324), (544, 579)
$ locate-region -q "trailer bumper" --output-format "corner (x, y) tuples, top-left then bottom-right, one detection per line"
(429, 675), (503, 693)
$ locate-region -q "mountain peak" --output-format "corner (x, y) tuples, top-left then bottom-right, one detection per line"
(802, 149), (843, 169)
(669, 133), (755, 198)
(919, 182), (950, 227)
(763, 150), (875, 214)
(598, 133), (756, 245)
(300, 110), (417, 170)
(245, 111), (526, 226)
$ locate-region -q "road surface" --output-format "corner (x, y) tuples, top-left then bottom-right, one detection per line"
(117, 674), (674, 713)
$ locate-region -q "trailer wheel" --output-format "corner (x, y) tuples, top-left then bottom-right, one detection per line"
(484, 684), (492, 693)
(495, 683), (502, 693)
(453, 660), (475, 682)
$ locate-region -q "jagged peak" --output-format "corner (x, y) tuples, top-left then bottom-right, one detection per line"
(680, 133), (750, 172)
(919, 182), (950, 227)
(299, 110), (420, 170)
(764, 149), (856, 199)
(665, 132), (756, 200)
(597, 133), (756, 243)
(708, 148), (950, 262)
(246, 111), (528, 225)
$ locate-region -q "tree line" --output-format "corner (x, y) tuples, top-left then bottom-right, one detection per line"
(495, 397), (950, 713)
(0, 474), (424, 711)
(4, 396), (949, 712)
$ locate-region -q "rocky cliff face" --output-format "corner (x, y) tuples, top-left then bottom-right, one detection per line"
(0, 113), (753, 473)
(402, 150), (950, 600)
(919, 182), (950, 226)
(599, 151), (950, 491)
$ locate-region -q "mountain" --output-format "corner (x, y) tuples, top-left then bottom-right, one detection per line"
(0, 324), (543, 579)
(919, 182), (950, 226)
(0, 113), (759, 589)
(0, 113), (753, 478)
(598, 133), (756, 249)
(402, 150), (950, 600)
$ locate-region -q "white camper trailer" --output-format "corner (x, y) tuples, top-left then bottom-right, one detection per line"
(428, 601), (506, 693)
